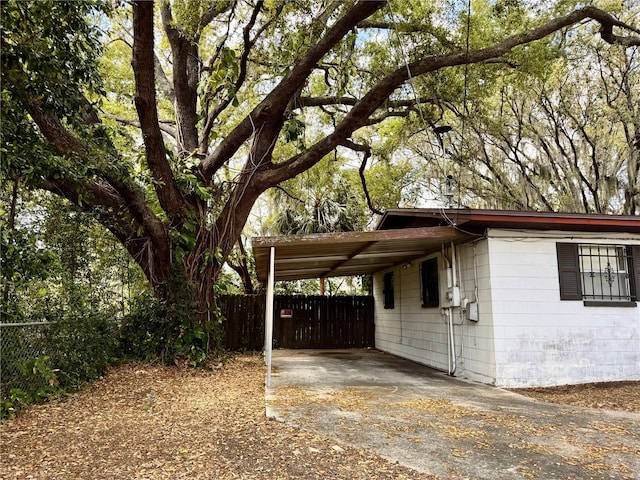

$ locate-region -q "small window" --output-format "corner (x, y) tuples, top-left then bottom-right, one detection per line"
(420, 258), (439, 308)
(557, 243), (640, 306)
(579, 245), (630, 301)
(383, 271), (394, 309)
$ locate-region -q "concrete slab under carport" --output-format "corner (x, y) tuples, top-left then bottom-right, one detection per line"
(266, 349), (640, 480)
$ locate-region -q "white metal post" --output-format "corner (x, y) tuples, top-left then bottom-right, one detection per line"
(264, 246), (275, 387)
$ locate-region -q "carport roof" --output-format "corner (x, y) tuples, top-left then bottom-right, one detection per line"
(252, 208), (640, 282)
(252, 226), (470, 282)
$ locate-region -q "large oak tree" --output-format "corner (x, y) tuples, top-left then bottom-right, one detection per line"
(407, 3), (640, 214)
(2, 0), (639, 351)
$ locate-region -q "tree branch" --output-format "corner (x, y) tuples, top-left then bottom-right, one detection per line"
(365, 109), (417, 125)
(154, 53), (176, 103)
(227, 237), (255, 294)
(297, 96), (437, 109)
(199, 0), (235, 29)
(200, 0), (387, 180)
(340, 139), (383, 215)
(160, 1), (200, 154)
(272, 185), (306, 204)
(110, 35), (176, 103)
(40, 176), (169, 286)
(598, 18), (640, 47)
(108, 114), (178, 139)
(262, 6), (640, 188)
(22, 82), (170, 254)
(26, 98), (89, 156)
(133, 1), (188, 218)
(357, 20), (457, 48)
(200, 0), (268, 153)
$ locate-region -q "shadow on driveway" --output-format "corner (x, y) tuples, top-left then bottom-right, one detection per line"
(266, 349), (639, 480)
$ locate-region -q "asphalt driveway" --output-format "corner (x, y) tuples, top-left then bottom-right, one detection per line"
(266, 349), (639, 480)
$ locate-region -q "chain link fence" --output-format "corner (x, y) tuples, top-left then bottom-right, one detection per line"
(1, 322), (55, 397)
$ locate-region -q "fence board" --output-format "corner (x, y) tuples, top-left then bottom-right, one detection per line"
(220, 295), (374, 350)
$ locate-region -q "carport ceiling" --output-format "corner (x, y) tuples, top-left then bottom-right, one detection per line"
(252, 226), (471, 282)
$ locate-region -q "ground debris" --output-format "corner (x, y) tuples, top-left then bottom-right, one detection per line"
(512, 381), (640, 413)
(393, 398), (478, 420)
(1, 354), (435, 479)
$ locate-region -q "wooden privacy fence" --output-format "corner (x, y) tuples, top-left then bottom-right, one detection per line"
(219, 295), (265, 351)
(219, 295), (375, 350)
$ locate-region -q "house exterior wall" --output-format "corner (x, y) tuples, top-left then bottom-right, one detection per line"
(373, 253), (450, 371)
(373, 229), (640, 388)
(373, 242), (497, 384)
(455, 241), (497, 385)
(486, 229), (640, 388)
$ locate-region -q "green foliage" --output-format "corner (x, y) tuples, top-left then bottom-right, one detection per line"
(171, 0), (233, 41)
(1, 0), (107, 134)
(268, 156), (368, 235)
(0, 189), (130, 418)
(283, 114), (306, 146)
(203, 46), (240, 111)
(2, 388), (31, 418)
(274, 276), (369, 296)
(1, 230), (58, 312)
(1, 0), (106, 105)
(118, 292), (170, 362)
(0, 312), (121, 419)
(49, 312), (121, 388)
(352, 158), (424, 211)
(1, 0), (123, 198)
(119, 267), (225, 367)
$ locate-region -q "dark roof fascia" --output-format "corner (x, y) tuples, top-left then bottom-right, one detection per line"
(377, 208), (640, 233)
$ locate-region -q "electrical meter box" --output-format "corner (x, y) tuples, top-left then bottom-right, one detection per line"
(441, 286), (461, 307)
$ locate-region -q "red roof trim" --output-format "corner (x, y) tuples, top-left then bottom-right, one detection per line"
(466, 213), (639, 228)
(377, 208), (640, 233)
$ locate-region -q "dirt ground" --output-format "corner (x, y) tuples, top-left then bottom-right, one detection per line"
(1, 354), (638, 480)
(0, 354), (435, 480)
(512, 381), (640, 413)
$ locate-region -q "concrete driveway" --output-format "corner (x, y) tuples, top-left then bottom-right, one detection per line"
(266, 349), (639, 480)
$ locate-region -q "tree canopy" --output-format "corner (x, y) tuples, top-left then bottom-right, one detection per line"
(2, 0), (639, 357)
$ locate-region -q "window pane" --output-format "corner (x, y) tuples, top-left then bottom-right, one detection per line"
(578, 245), (631, 301)
(383, 272), (394, 309)
(421, 259), (439, 308)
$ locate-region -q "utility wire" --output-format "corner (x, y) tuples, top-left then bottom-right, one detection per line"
(457, 0), (473, 218)
(386, 1), (474, 211)
(385, 1), (444, 203)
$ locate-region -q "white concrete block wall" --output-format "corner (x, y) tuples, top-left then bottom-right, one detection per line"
(374, 229), (639, 388)
(486, 230), (640, 388)
(455, 241), (497, 385)
(374, 254), (450, 372)
(374, 244), (498, 384)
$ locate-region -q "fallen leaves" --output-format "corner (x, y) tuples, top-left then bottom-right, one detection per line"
(588, 421), (630, 436)
(393, 398), (478, 421)
(6, 354), (635, 479)
(512, 381), (640, 413)
(0, 354), (435, 479)
(269, 371), (639, 480)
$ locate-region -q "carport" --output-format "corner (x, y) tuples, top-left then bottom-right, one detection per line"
(252, 226), (471, 386)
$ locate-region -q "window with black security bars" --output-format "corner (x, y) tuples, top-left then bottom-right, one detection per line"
(578, 245), (632, 302)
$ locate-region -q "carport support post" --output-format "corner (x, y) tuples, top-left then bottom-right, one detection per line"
(265, 246), (275, 388)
